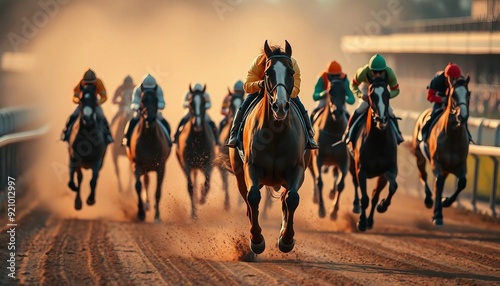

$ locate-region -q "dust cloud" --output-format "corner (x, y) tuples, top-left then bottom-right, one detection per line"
(5, 0), (392, 260)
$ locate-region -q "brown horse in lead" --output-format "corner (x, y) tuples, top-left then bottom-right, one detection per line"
(229, 40), (311, 254)
(412, 77), (470, 226)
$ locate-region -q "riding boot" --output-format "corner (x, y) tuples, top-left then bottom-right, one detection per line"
(159, 118), (173, 147)
(219, 117), (228, 132)
(343, 109), (360, 145)
(209, 121), (221, 146)
(466, 123), (474, 143)
(420, 117), (432, 142)
(391, 117), (404, 145)
(102, 118), (114, 144)
(61, 114), (78, 141)
(226, 108), (244, 148)
(302, 111), (319, 149)
(122, 117), (139, 146)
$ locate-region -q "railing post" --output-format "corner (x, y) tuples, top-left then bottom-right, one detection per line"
(470, 119), (485, 212)
(490, 156), (498, 218)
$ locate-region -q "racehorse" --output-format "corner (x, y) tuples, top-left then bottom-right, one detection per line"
(349, 77), (398, 231)
(176, 84), (216, 219)
(308, 78), (355, 220)
(110, 104), (133, 193)
(229, 40), (311, 254)
(218, 89), (244, 210)
(126, 89), (171, 222)
(67, 84), (108, 210)
(412, 76), (470, 226)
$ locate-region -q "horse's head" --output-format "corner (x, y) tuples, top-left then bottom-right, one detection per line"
(140, 89), (158, 128)
(263, 40), (294, 121)
(368, 77), (390, 130)
(326, 76), (346, 121)
(78, 84), (98, 127)
(228, 88), (243, 118)
(188, 83), (207, 132)
(447, 76), (471, 127)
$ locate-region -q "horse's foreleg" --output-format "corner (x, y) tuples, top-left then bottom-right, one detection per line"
(143, 173), (150, 211)
(357, 168), (369, 232)
(68, 165), (78, 192)
(365, 175), (388, 230)
(200, 166), (212, 205)
(315, 157), (325, 218)
(87, 162), (102, 206)
(135, 169), (145, 221)
(443, 172), (466, 208)
(416, 150), (433, 208)
(433, 174), (448, 226)
(330, 167), (339, 199)
(184, 167), (196, 219)
(377, 170), (397, 214)
(330, 162), (348, 221)
(279, 167), (304, 253)
(350, 157), (361, 214)
(71, 167), (82, 210)
(154, 167), (165, 223)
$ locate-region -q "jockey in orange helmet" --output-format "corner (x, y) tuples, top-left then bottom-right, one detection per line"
(421, 62), (472, 142)
(311, 60), (355, 120)
(61, 69), (113, 144)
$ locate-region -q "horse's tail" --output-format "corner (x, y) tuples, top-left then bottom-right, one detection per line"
(213, 152), (234, 174)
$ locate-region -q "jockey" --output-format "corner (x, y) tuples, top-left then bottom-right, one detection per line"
(121, 74), (172, 147)
(61, 69), (113, 144)
(173, 83), (221, 145)
(111, 75), (135, 125)
(226, 49), (319, 149)
(421, 62), (472, 142)
(343, 54), (404, 145)
(311, 60), (355, 119)
(219, 80), (245, 131)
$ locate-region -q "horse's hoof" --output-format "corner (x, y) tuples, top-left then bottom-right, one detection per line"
(433, 218), (444, 226)
(329, 190), (336, 200)
(330, 211), (338, 221)
(74, 197), (82, 210)
(376, 199), (389, 213)
(250, 238), (266, 254)
(352, 205), (361, 214)
(338, 182), (345, 192)
(143, 201), (150, 211)
(154, 217), (161, 223)
(319, 206), (326, 218)
(357, 221), (367, 232)
(137, 211), (146, 222)
(86, 197), (96, 206)
(68, 182), (78, 192)
(199, 196), (206, 205)
(442, 197), (453, 208)
(278, 237), (295, 253)
(424, 197), (434, 209)
(367, 219), (374, 229)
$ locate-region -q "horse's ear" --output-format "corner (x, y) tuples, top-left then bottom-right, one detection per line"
(466, 75), (470, 85)
(284, 40), (292, 57)
(189, 83), (193, 94)
(227, 87), (232, 95)
(264, 40), (272, 58)
(202, 84), (206, 93)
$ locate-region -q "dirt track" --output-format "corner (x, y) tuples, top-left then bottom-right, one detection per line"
(2, 170), (499, 286)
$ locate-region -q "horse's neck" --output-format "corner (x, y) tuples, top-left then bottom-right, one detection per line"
(138, 118), (161, 137)
(322, 108), (346, 131)
(438, 109), (467, 139)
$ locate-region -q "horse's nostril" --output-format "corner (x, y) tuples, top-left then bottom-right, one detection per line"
(284, 102), (290, 112)
(272, 103), (279, 113)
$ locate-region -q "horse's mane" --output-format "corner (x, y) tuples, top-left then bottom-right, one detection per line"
(260, 45), (288, 63)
